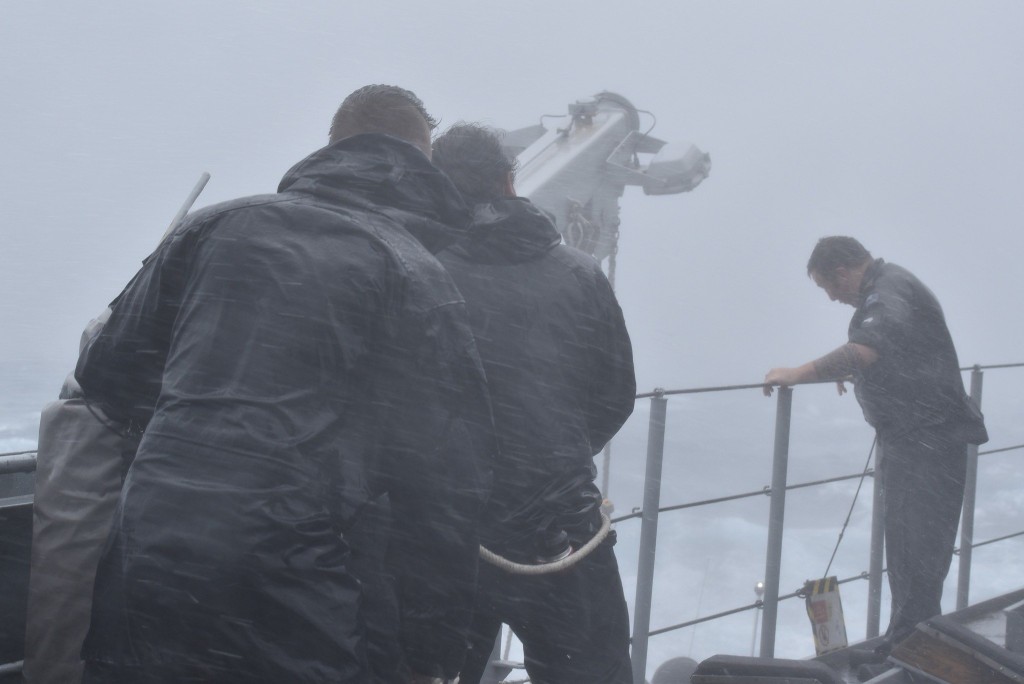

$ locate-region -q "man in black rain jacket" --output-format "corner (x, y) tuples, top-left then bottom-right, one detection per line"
(765, 236), (987, 652)
(432, 124), (636, 684)
(75, 86), (494, 683)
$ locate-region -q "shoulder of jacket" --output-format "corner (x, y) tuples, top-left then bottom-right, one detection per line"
(874, 262), (921, 297)
(549, 244), (615, 292)
(549, 243), (601, 272)
(177, 193), (294, 231)
(351, 220), (466, 311)
(184, 193), (404, 255)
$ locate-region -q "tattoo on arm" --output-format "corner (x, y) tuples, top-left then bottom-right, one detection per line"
(813, 344), (863, 380)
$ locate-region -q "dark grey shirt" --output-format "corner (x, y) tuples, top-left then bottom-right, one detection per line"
(849, 259), (986, 442)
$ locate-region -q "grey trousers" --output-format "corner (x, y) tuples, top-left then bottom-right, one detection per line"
(878, 425), (967, 641)
(23, 397), (126, 684)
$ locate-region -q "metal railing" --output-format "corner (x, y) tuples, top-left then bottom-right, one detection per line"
(2, 364), (1024, 682)
(0, 450), (37, 476)
(624, 363), (1024, 683)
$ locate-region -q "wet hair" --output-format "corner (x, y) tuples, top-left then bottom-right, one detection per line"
(431, 123), (517, 205)
(807, 236), (872, 278)
(328, 85), (437, 148)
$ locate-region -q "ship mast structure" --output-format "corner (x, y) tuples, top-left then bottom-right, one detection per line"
(501, 91), (711, 269)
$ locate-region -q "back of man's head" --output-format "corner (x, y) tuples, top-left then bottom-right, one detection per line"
(432, 123), (516, 206)
(807, 236), (872, 278)
(328, 84), (436, 157)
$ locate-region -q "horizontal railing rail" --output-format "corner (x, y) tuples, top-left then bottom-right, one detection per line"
(0, 450), (37, 476)
(956, 529), (1024, 554)
(647, 570), (877, 638)
(0, 660), (23, 676)
(644, 520), (1024, 640)
(979, 443), (1024, 456)
(611, 470), (875, 523)
(633, 362), (1024, 400)
(969, 362), (1024, 371)
(627, 362), (1024, 681)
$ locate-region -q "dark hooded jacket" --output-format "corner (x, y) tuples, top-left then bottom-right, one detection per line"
(438, 198), (634, 560)
(75, 134), (495, 682)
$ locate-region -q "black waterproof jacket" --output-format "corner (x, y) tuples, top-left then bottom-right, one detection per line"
(438, 198), (634, 559)
(75, 135), (495, 682)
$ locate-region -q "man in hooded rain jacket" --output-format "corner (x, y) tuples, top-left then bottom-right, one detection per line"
(75, 85), (494, 684)
(432, 124), (636, 684)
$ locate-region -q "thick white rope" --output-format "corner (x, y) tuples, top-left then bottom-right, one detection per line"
(478, 512), (612, 575)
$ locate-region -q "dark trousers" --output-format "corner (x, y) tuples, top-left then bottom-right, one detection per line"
(878, 426), (967, 641)
(459, 538), (633, 684)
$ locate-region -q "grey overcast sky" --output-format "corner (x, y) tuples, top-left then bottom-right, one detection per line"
(2, 2), (1023, 668)
(2, 1), (1022, 404)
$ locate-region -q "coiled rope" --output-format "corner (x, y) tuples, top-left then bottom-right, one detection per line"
(478, 512), (612, 575)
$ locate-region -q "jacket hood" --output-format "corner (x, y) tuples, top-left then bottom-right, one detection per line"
(447, 197), (562, 265)
(278, 133), (471, 254)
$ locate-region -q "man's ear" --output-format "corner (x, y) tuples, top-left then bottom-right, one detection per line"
(503, 171), (516, 198)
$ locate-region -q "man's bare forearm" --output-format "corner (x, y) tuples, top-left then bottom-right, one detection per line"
(812, 344), (861, 380)
(764, 342), (878, 396)
(812, 343), (878, 380)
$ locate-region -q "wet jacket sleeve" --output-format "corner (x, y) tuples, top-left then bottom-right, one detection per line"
(584, 269), (636, 453)
(377, 303), (494, 678)
(75, 231), (195, 425)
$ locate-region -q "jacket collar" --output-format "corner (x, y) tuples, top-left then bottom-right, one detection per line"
(857, 258), (885, 306)
(278, 134), (471, 254)
(447, 197), (561, 265)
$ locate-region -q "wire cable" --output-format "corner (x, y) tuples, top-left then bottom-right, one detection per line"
(822, 437), (876, 579)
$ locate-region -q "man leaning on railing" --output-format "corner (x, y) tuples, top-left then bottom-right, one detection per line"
(764, 235), (987, 675)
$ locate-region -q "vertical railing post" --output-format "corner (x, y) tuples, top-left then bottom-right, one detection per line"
(479, 634), (504, 684)
(957, 366), (984, 610)
(631, 390), (667, 684)
(759, 386), (792, 658)
(866, 439), (884, 638)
